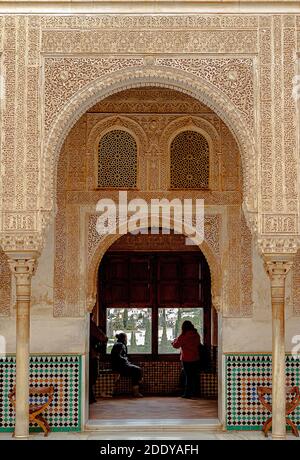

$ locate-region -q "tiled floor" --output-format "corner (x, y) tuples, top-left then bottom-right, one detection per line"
(2, 397), (299, 441)
(89, 396), (218, 419)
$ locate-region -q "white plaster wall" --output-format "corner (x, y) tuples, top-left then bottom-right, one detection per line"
(3, 1), (300, 15)
(31, 223), (54, 311)
(0, 316), (88, 354)
(222, 247), (300, 353)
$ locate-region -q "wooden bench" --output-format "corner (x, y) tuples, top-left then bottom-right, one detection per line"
(9, 385), (55, 437)
(257, 385), (300, 437)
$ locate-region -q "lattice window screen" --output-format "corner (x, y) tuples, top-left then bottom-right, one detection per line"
(98, 130), (137, 188)
(170, 130), (209, 189)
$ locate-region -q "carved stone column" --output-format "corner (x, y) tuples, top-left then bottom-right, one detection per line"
(8, 254), (38, 439)
(264, 255), (293, 440)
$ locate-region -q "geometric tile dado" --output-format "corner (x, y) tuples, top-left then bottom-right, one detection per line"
(225, 354), (300, 430)
(0, 355), (81, 432)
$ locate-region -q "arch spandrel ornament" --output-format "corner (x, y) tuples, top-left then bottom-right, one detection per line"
(42, 65), (258, 236)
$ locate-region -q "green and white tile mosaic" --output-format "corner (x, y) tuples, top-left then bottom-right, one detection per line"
(0, 355), (81, 432)
(225, 354), (300, 430)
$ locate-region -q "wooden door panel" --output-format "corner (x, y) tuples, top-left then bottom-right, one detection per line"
(102, 254), (204, 307)
(105, 257), (128, 281)
(130, 283), (151, 305)
(181, 283), (200, 306)
(129, 257), (151, 281)
(157, 258), (180, 280)
(158, 283), (181, 305)
(105, 284), (129, 305)
(182, 260), (200, 280)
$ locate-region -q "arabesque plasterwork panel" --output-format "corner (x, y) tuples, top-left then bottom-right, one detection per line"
(53, 90), (252, 318)
(41, 55), (256, 212)
(155, 58), (254, 130)
(41, 29), (258, 55)
(40, 15), (260, 30)
(0, 249), (11, 316)
(40, 66), (257, 228)
(44, 58), (145, 132)
(292, 250), (300, 316)
(0, 13), (298, 278)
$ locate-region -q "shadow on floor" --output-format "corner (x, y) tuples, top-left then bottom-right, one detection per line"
(89, 396), (218, 419)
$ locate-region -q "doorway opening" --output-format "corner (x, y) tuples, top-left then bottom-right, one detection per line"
(89, 232), (218, 422)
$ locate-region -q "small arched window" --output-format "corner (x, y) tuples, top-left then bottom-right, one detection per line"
(170, 130), (209, 189)
(98, 130), (137, 188)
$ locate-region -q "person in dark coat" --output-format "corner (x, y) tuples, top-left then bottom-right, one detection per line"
(111, 332), (143, 397)
(89, 315), (108, 403)
(172, 320), (201, 399)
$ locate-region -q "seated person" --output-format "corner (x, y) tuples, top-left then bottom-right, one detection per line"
(111, 332), (143, 398)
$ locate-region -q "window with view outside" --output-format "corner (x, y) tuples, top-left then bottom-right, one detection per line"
(158, 308), (204, 354)
(106, 308), (152, 354)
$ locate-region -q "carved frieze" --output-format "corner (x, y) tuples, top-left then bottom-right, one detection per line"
(0, 249), (11, 316)
(3, 212), (36, 232)
(262, 214), (298, 234)
(40, 15), (259, 30)
(87, 213), (222, 265)
(0, 233), (43, 253)
(41, 29), (258, 55)
(257, 237), (299, 255)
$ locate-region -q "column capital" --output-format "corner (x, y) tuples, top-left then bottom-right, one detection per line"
(7, 252), (39, 281)
(263, 254), (294, 282)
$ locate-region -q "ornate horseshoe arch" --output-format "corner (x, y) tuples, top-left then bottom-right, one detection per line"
(43, 65), (257, 231)
(86, 219), (222, 314)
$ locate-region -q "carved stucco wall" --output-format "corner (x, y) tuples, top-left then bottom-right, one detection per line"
(293, 250), (300, 316)
(0, 14), (299, 316)
(0, 15), (299, 251)
(0, 249), (11, 316)
(54, 87), (253, 318)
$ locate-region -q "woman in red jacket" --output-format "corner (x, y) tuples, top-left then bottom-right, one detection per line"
(172, 320), (200, 399)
